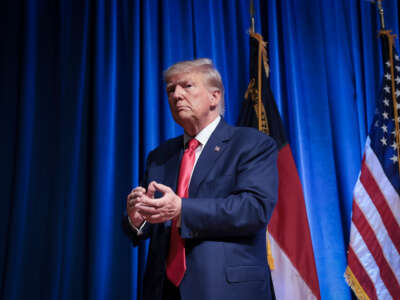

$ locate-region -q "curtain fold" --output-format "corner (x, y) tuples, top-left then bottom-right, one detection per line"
(1, 0), (399, 299)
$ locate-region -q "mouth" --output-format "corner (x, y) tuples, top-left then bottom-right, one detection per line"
(176, 106), (190, 112)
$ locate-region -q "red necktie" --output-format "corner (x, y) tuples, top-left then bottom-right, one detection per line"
(166, 138), (200, 286)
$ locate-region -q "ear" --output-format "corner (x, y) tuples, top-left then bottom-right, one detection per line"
(209, 90), (221, 109)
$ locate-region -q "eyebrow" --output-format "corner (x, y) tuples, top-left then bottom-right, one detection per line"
(166, 79), (193, 90)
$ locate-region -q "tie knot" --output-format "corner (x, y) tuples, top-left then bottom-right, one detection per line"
(187, 138), (200, 151)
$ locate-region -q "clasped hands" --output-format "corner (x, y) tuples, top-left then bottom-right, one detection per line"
(127, 181), (182, 227)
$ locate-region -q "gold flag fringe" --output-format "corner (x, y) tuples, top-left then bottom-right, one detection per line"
(267, 231), (275, 270)
(344, 267), (370, 300)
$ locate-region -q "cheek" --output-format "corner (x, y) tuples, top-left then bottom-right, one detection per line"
(168, 98), (175, 108)
(167, 99), (176, 115)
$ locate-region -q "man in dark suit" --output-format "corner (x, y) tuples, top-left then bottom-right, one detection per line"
(123, 58), (278, 300)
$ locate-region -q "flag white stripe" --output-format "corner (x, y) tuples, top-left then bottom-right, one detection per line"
(350, 223), (391, 300)
(354, 182), (400, 281)
(269, 235), (316, 300)
(365, 138), (400, 226)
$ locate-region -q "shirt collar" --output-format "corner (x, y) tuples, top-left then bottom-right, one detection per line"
(183, 115), (221, 147)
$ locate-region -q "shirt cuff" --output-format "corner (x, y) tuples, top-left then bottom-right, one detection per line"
(128, 216), (146, 236)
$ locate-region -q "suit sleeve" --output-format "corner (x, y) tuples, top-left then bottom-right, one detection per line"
(121, 152), (154, 245)
(180, 135), (278, 239)
(121, 214), (152, 245)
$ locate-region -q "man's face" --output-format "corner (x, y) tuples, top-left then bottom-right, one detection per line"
(166, 71), (220, 131)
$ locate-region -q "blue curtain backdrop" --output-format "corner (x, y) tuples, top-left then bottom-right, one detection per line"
(1, 0), (399, 299)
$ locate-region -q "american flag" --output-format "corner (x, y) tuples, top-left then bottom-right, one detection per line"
(345, 39), (400, 299)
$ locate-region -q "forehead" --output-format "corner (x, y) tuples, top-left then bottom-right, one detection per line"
(166, 71), (205, 85)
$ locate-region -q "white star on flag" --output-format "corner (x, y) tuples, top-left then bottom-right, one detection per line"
(391, 141), (398, 150)
(384, 85), (391, 93)
(386, 61), (391, 67)
(385, 73), (391, 80)
(396, 65), (400, 72)
(380, 136), (387, 145)
(383, 98), (390, 106)
(381, 124), (388, 133)
(389, 154), (398, 163)
(396, 76), (400, 84)
(396, 90), (400, 97)
(395, 54), (400, 61)
(382, 111), (389, 119)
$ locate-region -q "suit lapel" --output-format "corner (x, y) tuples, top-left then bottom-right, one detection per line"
(160, 136), (183, 229)
(163, 140), (183, 193)
(189, 119), (234, 196)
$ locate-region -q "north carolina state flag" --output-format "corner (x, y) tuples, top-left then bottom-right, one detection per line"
(237, 31), (320, 300)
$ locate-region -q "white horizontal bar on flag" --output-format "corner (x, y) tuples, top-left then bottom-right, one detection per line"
(269, 234), (316, 300)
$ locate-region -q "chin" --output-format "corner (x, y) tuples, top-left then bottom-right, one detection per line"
(175, 111), (192, 120)
(174, 114), (194, 127)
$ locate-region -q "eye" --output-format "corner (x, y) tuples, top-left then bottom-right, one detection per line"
(166, 86), (175, 94)
(184, 83), (193, 89)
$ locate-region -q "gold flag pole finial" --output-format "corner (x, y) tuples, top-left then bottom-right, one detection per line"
(250, 0), (255, 33)
(377, 0), (385, 30)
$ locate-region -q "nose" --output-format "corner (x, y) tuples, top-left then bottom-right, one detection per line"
(172, 84), (185, 99)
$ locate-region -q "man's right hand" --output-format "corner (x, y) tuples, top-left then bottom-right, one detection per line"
(126, 186), (146, 228)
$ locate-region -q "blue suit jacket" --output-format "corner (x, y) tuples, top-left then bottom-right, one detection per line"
(123, 119), (278, 300)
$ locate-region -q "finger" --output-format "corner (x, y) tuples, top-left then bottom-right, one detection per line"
(146, 214), (165, 223)
(147, 181), (157, 198)
(127, 193), (139, 202)
(129, 186), (146, 196)
(131, 186), (146, 193)
(128, 189), (145, 201)
(137, 196), (165, 208)
(127, 194), (139, 206)
(127, 200), (134, 209)
(152, 182), (172, 194)
(136, 204), (159, 216)
(132, 185), (146, 192)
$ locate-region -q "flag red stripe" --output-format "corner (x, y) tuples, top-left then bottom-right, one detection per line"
(360, 162), (400, 255)
(348, 246), (378, 300)
(352, 201), (400, 297)
(268, 145), (320, 298)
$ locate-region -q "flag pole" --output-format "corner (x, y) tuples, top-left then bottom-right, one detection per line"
(249, 0), (263, 133)
(376, 1), (400, 174)
(250, 0), (255, 34)
(249, 0), (261, 131)
(377, 0), (385, 30)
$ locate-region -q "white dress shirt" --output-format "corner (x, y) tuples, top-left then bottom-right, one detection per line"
(183, 115), (221, 181)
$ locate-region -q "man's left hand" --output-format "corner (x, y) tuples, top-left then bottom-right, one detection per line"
(134, 181), (182, 223)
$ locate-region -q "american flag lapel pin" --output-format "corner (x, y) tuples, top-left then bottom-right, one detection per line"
(214, 146), (220, 152)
